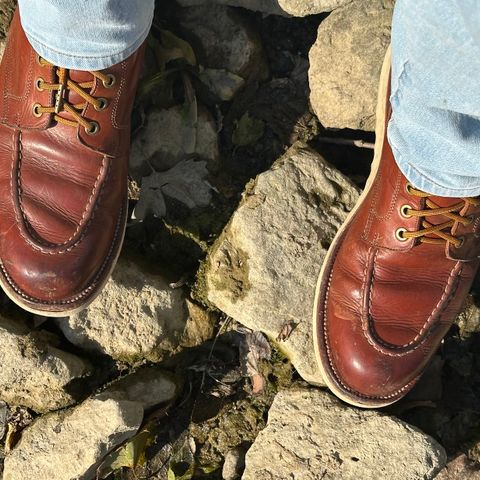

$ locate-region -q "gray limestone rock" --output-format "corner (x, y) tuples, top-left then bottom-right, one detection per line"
(201, 142), (359, 385)
(3, 397), (143, 480)
(2, 368), (179, 480)
(177, 0), (352, 17)
(242, 389), (447, 480)
(223, 445), (247, 480)
(0, 1), (15, 39)
(0, 315), (89, 413)
(308, 0), (394, 130)
(0, 401), (6, 440)
(179, 5), (267, 80)
(103, 366), (180, 410)
(56, 257), (188, 364)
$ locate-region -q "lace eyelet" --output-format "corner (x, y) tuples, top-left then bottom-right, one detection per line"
(35, 77), (44, 91)
(94, 98), (108, 111)
(36, 54), (44, 66)
(466, 214), (475, 225)
(32, 103), (43, 118)
(102, 74), (116, 88)
(405, 183), (414, 195)
(85, 121), (100, 135)
(395, 227), (408, 242)
(454, 236), (465, 249)
(400, 204), (413, 218)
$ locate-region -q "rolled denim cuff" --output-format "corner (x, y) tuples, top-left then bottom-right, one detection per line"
(388, 122), (480, 198)
(18, 0), (154, 70)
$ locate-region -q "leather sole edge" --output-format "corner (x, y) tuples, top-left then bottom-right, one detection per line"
(311, 46), (414, 408)
(0, 194), (128, 318)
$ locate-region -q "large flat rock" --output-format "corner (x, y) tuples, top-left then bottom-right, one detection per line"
(242, 389), (447, 480)
(179, 5), (267, 80)
(201, 142), (359, 384)
(3, 397), (142, 480)
(177, 0), (351, 16)
(0, 315), (89, 413)
(308, 0), (394, 130)
(56, 257), (188, 364)
(3, 367), (179, 480)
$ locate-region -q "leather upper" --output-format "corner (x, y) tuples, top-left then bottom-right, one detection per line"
(0, 10), (145, 313)
(315, 96), (480, 406)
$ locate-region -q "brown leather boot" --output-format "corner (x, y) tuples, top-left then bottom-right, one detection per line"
(313, 47), (480, 408)
(0, 10), (145, 316)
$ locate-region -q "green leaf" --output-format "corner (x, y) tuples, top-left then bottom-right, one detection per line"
(97, 428), (153, 478)
(159, 30), (196, 66)
(199, 464), (220, 474)
(167, 462), (194, 480)
(232, 112), (265, 147)
(166, 436), (196, 480)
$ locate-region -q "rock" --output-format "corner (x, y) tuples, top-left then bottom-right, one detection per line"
(0, 315), (90, 413)
(199, 67), (245, 101)
(0, 1), (15, 39)
(308, 0), (394, 130)
(2, 397), (143, 480)
(200, 142), (359, 385)
(242, 389), (447, 480)
(454, 296), (480, 338)
(129, 105), (219, 180)
(2, 368), (179, 480)
(104, 366), (180, 410)
(0, 38), (6, 61)
(180, 300), (217, 348)
(435, 455), (480, 480)
(179, 5), (267, 80)
(223, 446), (247, 480)
(0, 401), (6, 440)
(177, 0), (351, 17)
(56, 257), (188, 364)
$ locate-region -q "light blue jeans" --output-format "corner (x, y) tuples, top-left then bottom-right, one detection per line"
(18, 0), (154, 70)
(388, 0), (480, 197)
(17, 0), (480, 197)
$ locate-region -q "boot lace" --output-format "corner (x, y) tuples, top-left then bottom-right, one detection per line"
(398, 184), (480, 248)
(32, 55), (116, 135)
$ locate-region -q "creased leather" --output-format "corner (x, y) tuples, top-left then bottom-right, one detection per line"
(0, 9), (145, 314)
(315, 80), (480, 407)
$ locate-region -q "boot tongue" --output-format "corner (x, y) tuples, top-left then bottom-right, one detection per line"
(422, 194), (465, 241)
(68, 69), (94, 85)
(58, 69), (95, 124)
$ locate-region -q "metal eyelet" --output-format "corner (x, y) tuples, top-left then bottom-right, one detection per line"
(85, 121), (100, 135)
(400, 204), (413, 218)
(32, 103), (43, 118)
(94, 98), (108, 111)
(36, 54), (43, 66)
(102, 74), (116, 88)
(455, 236), (465, 249)
(405, 183), (414, 195)
(466, 214), (475, 225)
(395, 227), (408, 242)
(35, 77), (44, 91)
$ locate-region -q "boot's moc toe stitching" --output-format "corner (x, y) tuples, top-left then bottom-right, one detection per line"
(0, 10), (145, 316)
(313, 47), (480, 408)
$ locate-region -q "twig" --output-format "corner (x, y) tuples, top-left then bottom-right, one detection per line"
(200, 316), (233, 393)
(316, 136), (375, 149)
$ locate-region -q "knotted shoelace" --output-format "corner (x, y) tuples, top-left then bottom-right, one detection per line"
(33, 56), (115, 134)
(400, 184), (480, 248)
